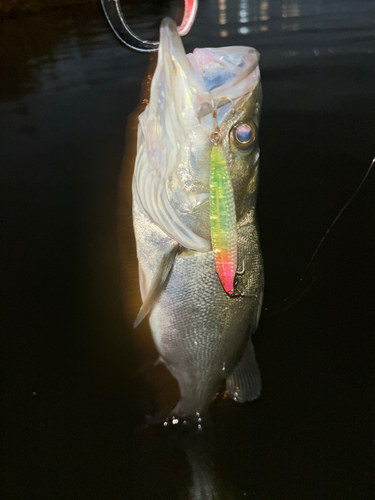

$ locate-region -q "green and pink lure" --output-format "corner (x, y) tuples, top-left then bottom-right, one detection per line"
(209, 105), (238, 296)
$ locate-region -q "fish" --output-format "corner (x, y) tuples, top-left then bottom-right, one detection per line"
(132, 17), (263, 419)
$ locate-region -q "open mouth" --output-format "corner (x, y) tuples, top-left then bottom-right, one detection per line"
(160, 17), (260, 98)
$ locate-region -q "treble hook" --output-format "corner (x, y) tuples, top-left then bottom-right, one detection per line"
(100, 0), (198, 53)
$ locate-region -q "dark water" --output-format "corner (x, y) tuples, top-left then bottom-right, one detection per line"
(2, 1), (374, 498)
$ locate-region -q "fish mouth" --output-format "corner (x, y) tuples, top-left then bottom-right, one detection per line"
(160, 17), (260, 105)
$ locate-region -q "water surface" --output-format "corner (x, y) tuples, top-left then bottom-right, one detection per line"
(2, 1), (374, 498)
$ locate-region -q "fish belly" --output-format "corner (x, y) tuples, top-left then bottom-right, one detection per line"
(133, 191), (263, 418)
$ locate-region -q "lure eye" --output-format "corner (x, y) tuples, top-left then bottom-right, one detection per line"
(230, 122), (256, 152)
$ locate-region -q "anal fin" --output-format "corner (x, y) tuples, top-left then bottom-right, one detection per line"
(134, 244), (180, 328)
(226, 337), (261, 402)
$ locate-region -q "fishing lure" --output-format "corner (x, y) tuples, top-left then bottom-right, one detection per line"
(209, 102), (238, 295)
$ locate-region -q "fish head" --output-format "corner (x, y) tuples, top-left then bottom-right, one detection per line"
(134, 18), (261, 251)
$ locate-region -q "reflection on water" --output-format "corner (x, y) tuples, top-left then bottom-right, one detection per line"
(281, 1), (300, 18)
(0, 0), (374, 102)
(133, 422), (243, 499)
(259, 1), (270, 22)
(208, 0), (375, 58)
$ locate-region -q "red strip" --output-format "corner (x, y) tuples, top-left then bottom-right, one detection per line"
(177, 0), (198, 36)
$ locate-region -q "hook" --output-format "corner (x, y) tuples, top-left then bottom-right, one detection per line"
(209, 95), (234, 146)
(100, 0), (198, 53)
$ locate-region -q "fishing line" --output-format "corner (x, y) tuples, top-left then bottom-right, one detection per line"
(261, 157), (375, 317)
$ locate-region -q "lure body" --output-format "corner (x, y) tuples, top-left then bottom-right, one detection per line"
(210, 144), (237, 294)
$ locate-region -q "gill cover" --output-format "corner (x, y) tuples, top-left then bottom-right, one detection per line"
(134, 18), (210, 252)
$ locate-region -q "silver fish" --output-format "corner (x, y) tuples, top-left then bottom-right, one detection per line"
(132, 18), (263, 419)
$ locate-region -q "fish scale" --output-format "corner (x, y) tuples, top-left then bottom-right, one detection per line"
(144, 212), (263, 416)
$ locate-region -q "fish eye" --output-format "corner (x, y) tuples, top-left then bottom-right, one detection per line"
(230, 122), (256, 152)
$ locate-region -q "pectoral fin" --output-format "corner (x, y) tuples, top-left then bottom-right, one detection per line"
(134, 244), (180, 328)
(226, 337), (261, 402)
